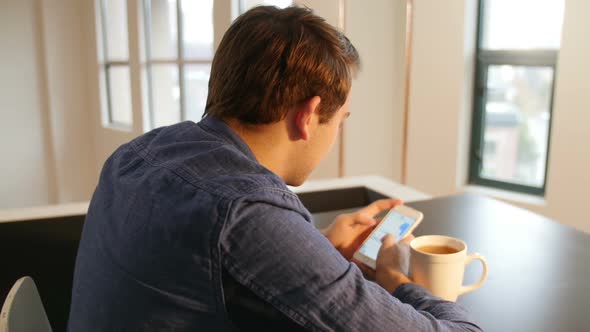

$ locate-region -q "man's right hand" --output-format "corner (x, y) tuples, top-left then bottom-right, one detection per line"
(375, 234), (413, 293)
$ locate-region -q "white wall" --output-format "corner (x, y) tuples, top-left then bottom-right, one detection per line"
(0, 0), (98, 209)
(41, 0), (97, 203)
(542, 0), (590, 232)
(0, 0), (54, 208)
(406, 0), (590, 234)
(406, 0), (476, 196)
(345, 0), (406, 181)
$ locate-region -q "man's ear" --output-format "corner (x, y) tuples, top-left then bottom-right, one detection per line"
(294, 96), (321, 141)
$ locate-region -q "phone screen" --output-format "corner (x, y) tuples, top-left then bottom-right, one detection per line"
(357, 210), (417, 261)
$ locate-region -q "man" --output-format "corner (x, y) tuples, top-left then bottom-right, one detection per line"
(69, 6), (482, 331)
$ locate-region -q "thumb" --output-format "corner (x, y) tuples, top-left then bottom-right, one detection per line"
(380, 233), (396, 249)
(377, 234), (397, 264)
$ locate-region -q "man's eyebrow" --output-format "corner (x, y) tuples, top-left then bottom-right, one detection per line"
(345, 112), (351, 118)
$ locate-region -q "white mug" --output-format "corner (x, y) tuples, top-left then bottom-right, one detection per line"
(409, 235), (488, 302)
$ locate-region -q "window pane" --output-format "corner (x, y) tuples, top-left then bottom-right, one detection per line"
(146, 0), (178, 59)
(101, 0), (129, 60)
(108, 66), (133, 126)
(481, 65), (553, 187)
(180, 0), (214, 59)
(151, 65), (181, 127)
(183, 64), (210, 122)
(240, 0), (292, 12)
(481, 0), (564, 50)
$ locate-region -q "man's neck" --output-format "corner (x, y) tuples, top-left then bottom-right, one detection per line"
(224, 118), (294, 183)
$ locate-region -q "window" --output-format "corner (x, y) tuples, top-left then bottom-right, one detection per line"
(96, 0), (133, 128)
(469, 0), (565, 195)
(143, 0), (214, 129)
(96, 0), (292, 131)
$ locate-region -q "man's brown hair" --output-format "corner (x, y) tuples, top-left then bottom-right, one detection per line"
(204, 6), (360, 124)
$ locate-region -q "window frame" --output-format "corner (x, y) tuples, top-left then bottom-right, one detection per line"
(142, 0), (214, 130)
(469, 0), (559, 196)
(97, 0), (133, 129)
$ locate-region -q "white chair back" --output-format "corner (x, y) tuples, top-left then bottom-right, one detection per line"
(0, 276), (52, 332)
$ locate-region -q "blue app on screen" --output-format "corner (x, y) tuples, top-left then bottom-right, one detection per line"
(359, 211), (415, 260)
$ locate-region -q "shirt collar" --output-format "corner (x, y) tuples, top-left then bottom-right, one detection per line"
(198, 115), (258, 162)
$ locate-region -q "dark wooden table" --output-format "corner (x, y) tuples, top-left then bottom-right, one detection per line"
(407, 194), (590, 332)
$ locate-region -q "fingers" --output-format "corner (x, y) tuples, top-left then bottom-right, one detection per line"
(376, 233), (397, 266)
(381, 233), (397, 249)
(360, 198), (404, 217)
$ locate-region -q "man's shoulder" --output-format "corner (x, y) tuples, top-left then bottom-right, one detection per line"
(111, 122), (303, 207)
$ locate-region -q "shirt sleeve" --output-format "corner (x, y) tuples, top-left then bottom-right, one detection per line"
(220, 199), (483, 332)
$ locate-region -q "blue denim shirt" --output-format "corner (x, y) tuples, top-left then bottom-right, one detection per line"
(68, 116), (482, 331)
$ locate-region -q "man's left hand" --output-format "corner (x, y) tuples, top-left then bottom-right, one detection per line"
(321, 198), (403, 260)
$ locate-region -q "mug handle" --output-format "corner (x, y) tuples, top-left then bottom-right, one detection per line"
(459, 253), (488, 296)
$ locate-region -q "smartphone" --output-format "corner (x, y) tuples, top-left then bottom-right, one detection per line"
(353, 205), (423, 269)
